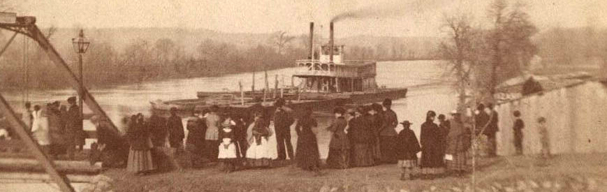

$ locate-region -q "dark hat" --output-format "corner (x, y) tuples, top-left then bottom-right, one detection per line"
(67, 96), (77, 102)
(427, 110), (436, 117)
(274, 98), (286, 107)
(210, 105), (219, 112)
(333, 107), (345, 115)
(438, 114), (446, 120)
(477, 103), (485, 111)
(400, 120), (412, 126)
(382, 98), (392, 106)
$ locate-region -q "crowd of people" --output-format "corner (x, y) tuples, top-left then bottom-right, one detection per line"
(91, 98), (484, 181)
(12, 97), (87, 160)
(3, 95), (553, 181)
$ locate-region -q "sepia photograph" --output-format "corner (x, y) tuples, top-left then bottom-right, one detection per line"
(0, 0), (606, 191)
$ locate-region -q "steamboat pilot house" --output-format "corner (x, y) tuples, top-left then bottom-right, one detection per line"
(294, 44), (378, 93)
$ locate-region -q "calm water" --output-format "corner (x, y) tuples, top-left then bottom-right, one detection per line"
(4, 60), (458, 158)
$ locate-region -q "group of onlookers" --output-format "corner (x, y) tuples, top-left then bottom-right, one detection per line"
(324, 99), (477, 180)
(102, 98), (478, 179)
(17, 97), (85, 159)
(18, 96), (549, 181)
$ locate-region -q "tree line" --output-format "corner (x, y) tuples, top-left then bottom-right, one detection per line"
(0, 29), (440, 90)
(0, 33), (308, 90)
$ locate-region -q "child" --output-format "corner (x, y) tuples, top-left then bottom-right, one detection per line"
(512, 111), (524, 155)
(396, 120), (421, 180)
(218, 113), (238, 173)
(537, 117), (550, 159)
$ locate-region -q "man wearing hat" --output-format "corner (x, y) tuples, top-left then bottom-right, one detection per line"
(445, 110), (471, 177)
(167, 107), (185, 154)
(273, 98), (295, 160)
(65, 96), (83, 160)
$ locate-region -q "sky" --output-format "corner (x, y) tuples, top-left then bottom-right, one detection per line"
(9, 0), (607, 37)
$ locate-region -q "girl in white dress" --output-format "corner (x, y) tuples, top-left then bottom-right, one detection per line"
(245, 111), (273, 168)
(218, 115), (238, 172)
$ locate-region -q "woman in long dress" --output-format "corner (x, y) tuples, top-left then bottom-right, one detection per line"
(367, 103), (383, 164)
(245, 111), (273, 168)
(126, 114), (156, 175)
(294, 107), (321, 172)
(419, 110), (445, 179)
(445, 111), (470, 177)
(349, 106), (375, 167)
(326, 107), (350, 169)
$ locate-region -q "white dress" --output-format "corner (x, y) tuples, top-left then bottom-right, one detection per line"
(245, 121), (276, 166)
(218, 129), (238, 160)
(31, 110), (50, 146)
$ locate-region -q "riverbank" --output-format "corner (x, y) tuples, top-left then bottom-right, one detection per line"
(102, 153), (607, 192)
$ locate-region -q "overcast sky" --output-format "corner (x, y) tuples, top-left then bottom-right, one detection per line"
(11, 0), (607, 37)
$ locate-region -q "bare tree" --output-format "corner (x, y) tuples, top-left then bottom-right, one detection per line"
(440, 13), (482, 112)
(483, 0), (537, 97)
(269, 31), (295, 55)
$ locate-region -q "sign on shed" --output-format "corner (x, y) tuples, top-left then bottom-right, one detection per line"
(0, 12), (16, 24)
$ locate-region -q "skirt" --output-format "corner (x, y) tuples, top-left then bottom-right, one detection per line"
(380, 136), (398, 163)
(446, 152), (467, 171)
(326, 148), (349, 169)
(218, 143), (238, 162)
(127, 148), (156, 173)
(351, 144), (375, 167)
(246, 137), (273, 167)
(397, 159), (417, 168)
(295, 138), (320, 170)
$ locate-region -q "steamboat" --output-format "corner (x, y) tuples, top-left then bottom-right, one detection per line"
(150, 22), (408, 117)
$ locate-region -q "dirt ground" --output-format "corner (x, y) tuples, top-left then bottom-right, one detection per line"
(103, 153), (607, 192)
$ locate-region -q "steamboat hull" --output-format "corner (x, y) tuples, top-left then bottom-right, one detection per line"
(151, 88), (407, 118)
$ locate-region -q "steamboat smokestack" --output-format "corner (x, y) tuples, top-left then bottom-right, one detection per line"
(309, 22), (314, 59)
(330, 22), (334, 62)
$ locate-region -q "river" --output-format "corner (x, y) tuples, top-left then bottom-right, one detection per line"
(3, 60), (457, 158)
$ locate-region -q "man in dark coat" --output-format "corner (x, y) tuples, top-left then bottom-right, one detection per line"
(186, 110), (207, 168)
(273, 98), (295, 160)
(420, 110), (445, 179)
(512, 110), (524, 155)
(149, 112), (168, 148)
(167, 107), (185, 154)
(150, 111), (172, 171)
(91, 116), (128, 168)
(485, 103), (499, 157)
(65, 96), (83, 160)
(380, 99), (398, 164)
(474, 104), (489, 135)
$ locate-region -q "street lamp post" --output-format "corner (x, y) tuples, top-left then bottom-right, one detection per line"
(72, 29), (90, 131)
